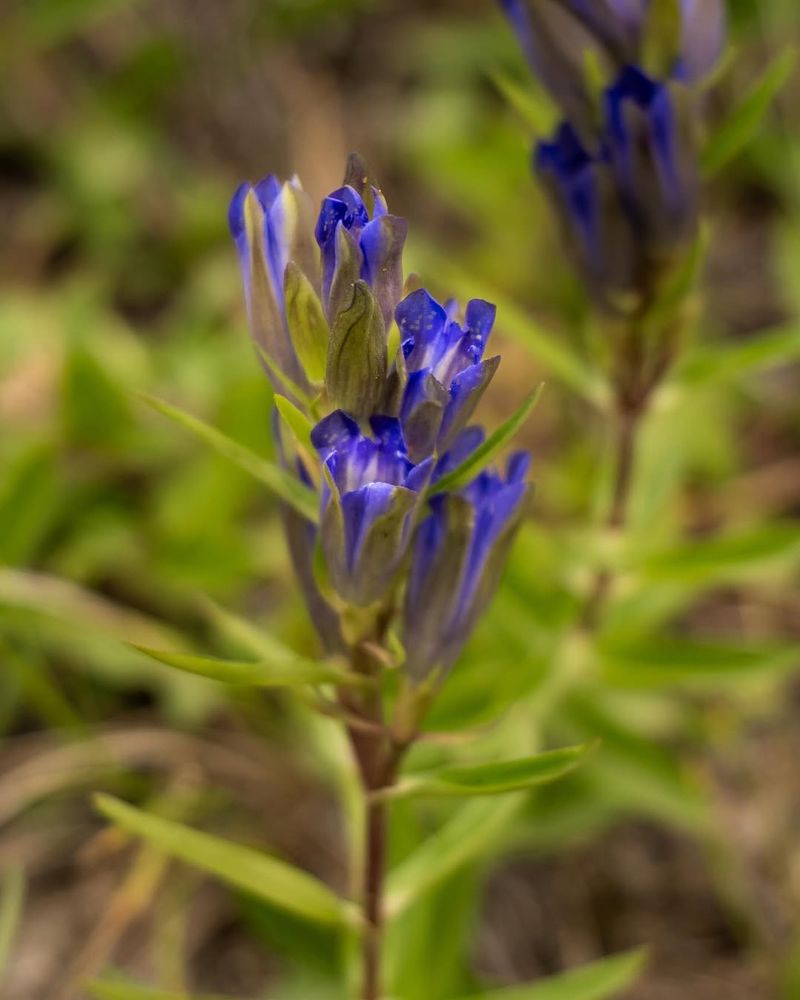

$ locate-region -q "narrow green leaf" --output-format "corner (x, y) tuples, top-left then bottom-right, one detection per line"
(674, 323), (800, 386)
(386, 797), (521, 916)
(490, 71), (557, 134)
(600, 638), (800, 688)
(95, 795), (358, 928)
(89, 982), (231, 1000)
(640, 522), (800, 585)
(376, 745), (589, 801)
(430, 385), (543, 496)
(0, 869), (25, 984)
(130, 646), (364, 689)
(141, 394), (318, 523)
(702, 48), (798, 176)
(274, 394), (315, 454)
(459, 947), (647, 1000)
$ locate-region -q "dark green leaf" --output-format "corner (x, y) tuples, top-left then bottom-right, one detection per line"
(376, 745), (589, 801)
(95, 795), (358, 928)
(284, 261), (329, 384)
(459, 947), (647, 1000)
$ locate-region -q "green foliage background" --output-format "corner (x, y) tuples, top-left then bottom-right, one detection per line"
(0, 0), (799, 997)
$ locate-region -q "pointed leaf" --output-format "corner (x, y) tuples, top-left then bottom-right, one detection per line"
(95, 795), (359, 928)
(141, 394), (318, 523)
(387, 797), (522, 916)
(600, 637), (800, 688)
(703, 48), (798, 176)
(284, 261), (329, 384)
(458, 948), (647, 1000)
(640, 522), (800, 585)
(375, 745), (589, 801)
(674, 323), (800, 386)
(129, 646), (364, 689)
(326, 280), (387, 421)
(430, 385), (543, 496)
(274, 393), (315, 454)
(89, 983), (231, 1000)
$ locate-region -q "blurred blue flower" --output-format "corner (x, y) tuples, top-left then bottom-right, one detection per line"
(404, 432), (531, 681)
(500, 0), (726, 117)
(535, 66), (696, 300)
(604, 66), (697, 251)
(395, 289), (500, 462)
(311, 410), (432, 607)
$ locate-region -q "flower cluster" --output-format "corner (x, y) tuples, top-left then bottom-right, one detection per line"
(229, 156), (531, 684)
(501, 0), (726, 307)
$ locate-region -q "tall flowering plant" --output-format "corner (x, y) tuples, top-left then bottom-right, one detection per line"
(222, 155), (566, 998)
(501, 0), (727, 598)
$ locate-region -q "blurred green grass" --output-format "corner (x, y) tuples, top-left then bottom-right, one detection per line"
(0, 0), (799, 997)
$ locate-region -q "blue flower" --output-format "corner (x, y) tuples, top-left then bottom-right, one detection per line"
(315, 183), (407, 329)
(394, 289), (500, 462)
(311, 410), (432, 607)
(228, 174), (318, 393)
(403, 434), (531, 681)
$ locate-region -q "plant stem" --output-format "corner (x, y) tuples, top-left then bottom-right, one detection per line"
(342, 637), (407, 1000)
(362, 795), (387, 1000)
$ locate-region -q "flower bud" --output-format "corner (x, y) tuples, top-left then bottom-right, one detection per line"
(315, 157), (408, 329)
(403, 437), (531, 681)
(311, 411), (432, 607)
(228, 178), (317, 394)
(604, 66), (698, 256)
(395, 289), (499, 462)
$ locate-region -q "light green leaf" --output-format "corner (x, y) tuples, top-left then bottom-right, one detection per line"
(130, 646), (364, 689)
(376, 745), (589, 802)
(459, 947), (647, 1000)
(274, 394), (315, 454)
(600, 636), (800, 688)
(430, 385), (543, 496)
(284, 260), (329, 384)
(702, 48), (798, 176)
(673, 323), (800, 386)
(141, 393), (318, 523)
(89, 982), (231, 1000)
(386, 796), (521, 917)
(89, 982), (233, 1000)
(0, 869), (25, 984)
(640, 522), (800, 585)
(490, 72), (557, 134)
(600, 637), (800, 688)
(95, 795), (358, 928)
